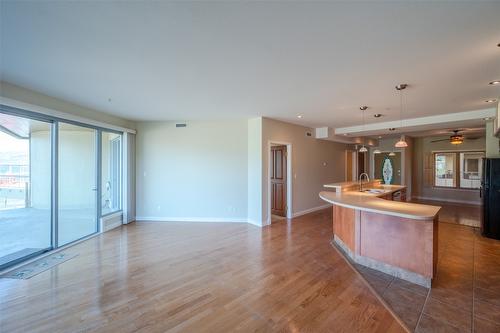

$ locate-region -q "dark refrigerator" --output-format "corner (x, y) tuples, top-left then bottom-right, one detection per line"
(481, 158), (500, 240)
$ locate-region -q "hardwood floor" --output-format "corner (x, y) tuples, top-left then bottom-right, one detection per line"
(0, 209), (405, 333)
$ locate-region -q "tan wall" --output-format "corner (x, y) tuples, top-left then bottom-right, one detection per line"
(412, 136), (486, 205)
(261, 118), (347, 224)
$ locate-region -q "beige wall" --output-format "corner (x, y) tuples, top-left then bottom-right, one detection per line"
(0, 81), (136, 130)
(135, 120), (249, 221)
(486, 120), (500, 158)
(261, 118), (347, 224)
(412, 136), (486, 205)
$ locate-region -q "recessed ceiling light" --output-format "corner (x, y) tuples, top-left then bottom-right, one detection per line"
(378, 135), (383, 139)
(389, 128), (396, 131)
(373, 114), (382, 118)
(297, 115), (303, 118)
(485, 99), (498, 103)
(359, 106), (368, 111)
(489, 80), (500, 85)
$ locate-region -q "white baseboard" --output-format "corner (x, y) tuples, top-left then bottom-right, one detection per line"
(135, 216), (249, 223)
(247, 219), (264, 227)
(413, 196), (481, 206)
(292, 204), (332, 218)
(135, 205), (333, 227)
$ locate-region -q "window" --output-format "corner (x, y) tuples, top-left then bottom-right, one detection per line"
(435, 153), (456, 187)
(101, 132), (122, 215)
(460, 152), (484, 189)
(434, 151), (484, 189)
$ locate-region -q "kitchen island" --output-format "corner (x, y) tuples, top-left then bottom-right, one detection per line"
(320, 180), (441, 287)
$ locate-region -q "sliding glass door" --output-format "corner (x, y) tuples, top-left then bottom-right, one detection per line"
(0, 113), (52, 269)
(58, 123), (98, 246)
(0, 106), (124, 270)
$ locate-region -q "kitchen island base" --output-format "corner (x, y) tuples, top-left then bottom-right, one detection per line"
(331, 204), (438, 288)
(332, 235), (432, 288)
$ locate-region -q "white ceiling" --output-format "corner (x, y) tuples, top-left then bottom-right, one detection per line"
(1, 1), (500, 129)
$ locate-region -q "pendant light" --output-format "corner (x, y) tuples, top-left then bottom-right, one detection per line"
(373, 149), (381, 154)
(389, 151), (396, 157)
(359, 106), (368, 152)
(394, 84), (408, 148)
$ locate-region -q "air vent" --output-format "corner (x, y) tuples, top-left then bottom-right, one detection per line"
(176, 123), (187, 128)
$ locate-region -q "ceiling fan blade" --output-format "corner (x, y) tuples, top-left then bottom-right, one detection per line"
(430, 139), (450, 143)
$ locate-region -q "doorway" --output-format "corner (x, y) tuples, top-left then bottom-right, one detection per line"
(269, 142), (291, 223)
(271, 145), (287, 220)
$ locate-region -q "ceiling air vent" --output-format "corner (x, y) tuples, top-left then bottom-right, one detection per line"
(175, 123), (187, 128)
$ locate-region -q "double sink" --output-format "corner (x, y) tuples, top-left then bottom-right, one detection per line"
(360, 188), (390, 194)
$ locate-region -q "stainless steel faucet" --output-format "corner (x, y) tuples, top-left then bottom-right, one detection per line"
(359, 173), (370, 192)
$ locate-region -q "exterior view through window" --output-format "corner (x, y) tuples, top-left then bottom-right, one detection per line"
(434, 151), (484, 189)
(102, 132), (122, 215)
(0, 113), (52, 269)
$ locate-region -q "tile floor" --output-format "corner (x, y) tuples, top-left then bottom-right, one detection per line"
(350, 202), (500, 332)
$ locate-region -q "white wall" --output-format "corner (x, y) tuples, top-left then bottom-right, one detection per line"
(261, 118), (347, 224)
(135, 120), (249, 221)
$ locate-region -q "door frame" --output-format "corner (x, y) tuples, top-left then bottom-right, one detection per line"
(267, 141), (292, 224)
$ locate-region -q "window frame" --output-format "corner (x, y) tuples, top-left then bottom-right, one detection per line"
(432, 150), (485, 190)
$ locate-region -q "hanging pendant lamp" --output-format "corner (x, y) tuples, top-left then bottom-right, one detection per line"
(359, 106), (368, 152)
(395, 84), (408, 148)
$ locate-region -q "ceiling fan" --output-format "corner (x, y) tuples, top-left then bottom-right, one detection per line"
(430, 129), (480, 145)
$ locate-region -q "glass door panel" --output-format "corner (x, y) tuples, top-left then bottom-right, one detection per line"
(0, 113), (52, 269)
(101, 132), (122, 215)
(58, 123), (97, 246)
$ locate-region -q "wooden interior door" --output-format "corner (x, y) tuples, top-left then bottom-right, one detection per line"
(271, 145), (287, 217)
(345, 150), (356, 182)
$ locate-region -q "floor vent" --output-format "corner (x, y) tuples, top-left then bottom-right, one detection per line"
(101, 212), (123, 232)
